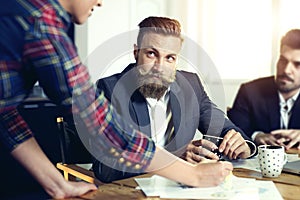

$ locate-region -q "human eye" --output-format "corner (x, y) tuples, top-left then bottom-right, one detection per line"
(167, 55), (176, 63)
(294, 61), (300, 68)
(278, 56), (287, 65)
(146, 51), (156, 58)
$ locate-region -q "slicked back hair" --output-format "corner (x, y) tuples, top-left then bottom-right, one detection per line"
(137, 16), (184, 48)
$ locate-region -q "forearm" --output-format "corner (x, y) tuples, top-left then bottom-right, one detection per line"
(145, 146), (198, 187)
(146, 146), (233, 188)
(11, 137), (67, 198)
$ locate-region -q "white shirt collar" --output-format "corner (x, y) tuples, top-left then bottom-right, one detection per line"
(279, 89), (300, 104)
(278, 89), (300, 112)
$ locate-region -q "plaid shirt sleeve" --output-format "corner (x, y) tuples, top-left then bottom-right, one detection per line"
(0, 2), (155, 172)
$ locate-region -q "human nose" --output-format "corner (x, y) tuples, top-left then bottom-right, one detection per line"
(283, 62), (293, 74)
(153, 58), (163, 72)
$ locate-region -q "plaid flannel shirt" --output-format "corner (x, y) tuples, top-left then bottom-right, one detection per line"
(0, 0), (155, 172)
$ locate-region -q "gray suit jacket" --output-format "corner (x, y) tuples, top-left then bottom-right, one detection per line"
(93, 63), (251, 183)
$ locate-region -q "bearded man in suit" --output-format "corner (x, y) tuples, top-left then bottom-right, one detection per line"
(93, 16), (255, 183)
(228, 29), (300, 150)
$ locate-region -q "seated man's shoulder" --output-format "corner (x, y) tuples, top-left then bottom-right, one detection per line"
(241, 76), (275, 91)
(96, 72), (123, 88)
(176, 70), (199, 81)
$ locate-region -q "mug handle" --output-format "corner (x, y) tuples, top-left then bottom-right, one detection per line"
(282, 153), (288, 165)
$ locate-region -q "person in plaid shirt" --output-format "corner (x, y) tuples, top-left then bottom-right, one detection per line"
(0, 0), (233, 199)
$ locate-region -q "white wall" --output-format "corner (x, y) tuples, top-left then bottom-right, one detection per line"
(75, 0), (300, 111)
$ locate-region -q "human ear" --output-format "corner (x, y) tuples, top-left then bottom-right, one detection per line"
(133, 44), (138, 61)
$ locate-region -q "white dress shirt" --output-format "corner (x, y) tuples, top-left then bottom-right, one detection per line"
(146, 90), (170, 147)
(278, 91), (299, 129)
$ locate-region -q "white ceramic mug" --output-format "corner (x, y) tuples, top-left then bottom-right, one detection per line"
(258, 145), (287, 178)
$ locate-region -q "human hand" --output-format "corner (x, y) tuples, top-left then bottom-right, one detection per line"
(146, 146), (232, 189)
(192, 160), (233, 187)
(218, 129), (251, 159)
(254, 132), (280, 145)
(51, 180), (97, 199)
(10, 138), (98, 199)
(271, 129), (300, 150)
(182, 139), (220, 164)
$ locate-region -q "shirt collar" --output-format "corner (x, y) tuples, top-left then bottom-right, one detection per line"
(278, 89), (300, 108)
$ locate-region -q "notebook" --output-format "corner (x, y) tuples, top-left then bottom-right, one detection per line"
(282, 160), (300, 175)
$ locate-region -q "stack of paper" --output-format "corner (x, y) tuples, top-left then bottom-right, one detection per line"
(135, 175), (282, 199)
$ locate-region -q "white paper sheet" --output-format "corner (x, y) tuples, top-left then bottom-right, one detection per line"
(135, 175), (283, 200)
(231, 156), (261, 172)
(256, 180), (283, 200)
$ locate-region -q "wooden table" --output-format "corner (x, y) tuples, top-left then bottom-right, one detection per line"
(286, 148), (300, 156)
(63, 167), (300, 200)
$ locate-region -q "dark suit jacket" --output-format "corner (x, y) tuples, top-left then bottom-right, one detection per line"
(228, 76), (300, 139)
(93, 63), (252, 183)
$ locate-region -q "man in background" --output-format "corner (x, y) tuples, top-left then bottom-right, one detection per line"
(228, 29), (300, 150)
(93, 16), (256, 183)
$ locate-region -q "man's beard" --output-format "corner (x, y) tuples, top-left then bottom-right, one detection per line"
(139, 83), (168, 100)
(136, 67), (176, 100)
(276, 74), (300, 94)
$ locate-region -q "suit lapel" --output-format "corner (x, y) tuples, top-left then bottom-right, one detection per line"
(131, 91), (152, 137)
(170, 89), (181, 135)
(166, 82), (184, 151)
(266, 80), (281, 130)
(289, 95), (300, 129)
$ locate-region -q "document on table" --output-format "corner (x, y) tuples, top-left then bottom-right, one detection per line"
(231, 156), (261, 172)
(135, 175), (283, 200)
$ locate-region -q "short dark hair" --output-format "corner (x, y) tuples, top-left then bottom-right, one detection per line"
(280, 29), (300, 49)
(137, 16), (183, 48)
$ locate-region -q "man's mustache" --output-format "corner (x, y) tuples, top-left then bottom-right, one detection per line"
(143, 72), (163, 79)
(277, 74), (293, 82)
(138, 69), (165, 80)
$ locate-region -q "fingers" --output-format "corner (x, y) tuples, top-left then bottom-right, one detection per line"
(270, 129), (300, 149)
(284, 130), (300, 149)
(220, 160), (234, 171)
(185, 151), (204, 164)
(218, 130), (234, 153)
(186, 144), (219, 163)
(212, 161), (233, 180)
(193, 161), (233, 187)
(255, 132), (280, 145)
(192, 139), (218, 150)
(65, 181), (97, 199)
(263, 136), (279, 145)
(200, 148), (220, 160)
(219, 130), (239, 158)
(285, 140), (297, 150)
(188, 139), (219, 160)
(271, 129), (288, 135)
(276, 137), (290, 146)
(219, 130), (250, 159)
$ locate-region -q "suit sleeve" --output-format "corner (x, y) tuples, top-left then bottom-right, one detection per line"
(227, 84), (254, 138)
(192, 76), (252, 141)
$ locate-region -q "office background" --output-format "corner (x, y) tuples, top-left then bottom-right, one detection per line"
(74, 0), (300, 111)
